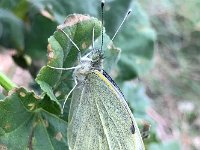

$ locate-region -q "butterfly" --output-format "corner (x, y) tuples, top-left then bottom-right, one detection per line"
(48, 1), (145, 149)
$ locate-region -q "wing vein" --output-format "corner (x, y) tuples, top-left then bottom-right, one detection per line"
(93, 84), (123, 149)
(72, 85), (86, 149)
(89, 83), (111, 149)
(95, 86), (121, 149)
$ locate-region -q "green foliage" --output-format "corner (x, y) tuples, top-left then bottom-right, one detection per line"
(148, 140), (181, 150)
(140, 0), (200, 149)
(36, 15), (103, 118)
(104, 1), (156, 80)
(121, 82), (151, 117)
(0, 0), (155, 77)
(0, 87), (67, 149)
(0, 9), (24, 50)
(141, 0), (200, 101)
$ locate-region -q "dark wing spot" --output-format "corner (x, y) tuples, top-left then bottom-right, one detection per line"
(130, 124), (135, 134)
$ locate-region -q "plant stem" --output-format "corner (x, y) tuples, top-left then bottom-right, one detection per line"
(0, 71), (17, 91)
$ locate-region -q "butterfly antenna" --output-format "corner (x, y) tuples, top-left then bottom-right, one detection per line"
(110, 9), (132, 42)
(101, 0), (105, 51)
(59, 28), (81, 61)
(92, 26), (95, 49)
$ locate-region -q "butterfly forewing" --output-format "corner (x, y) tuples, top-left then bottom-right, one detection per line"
(68, 71), (144, 150)
(68, 77), (109, 149)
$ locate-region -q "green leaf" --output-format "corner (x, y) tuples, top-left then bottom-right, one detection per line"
(0, 9), (24, 50)
(36, 14), (101, 116)
(36, 14), (120, 119)
(28, 0), (100, 24)
(0, 0), (28, 19)
(104, 0), (156, 80)
(121, 82), (151, 117)
(148, 140), (181, 150)
(0, 87), (67, 149)
(25, 14), (57, 60)
(0, 93), (5, 99)
(36, 14), (101, 92)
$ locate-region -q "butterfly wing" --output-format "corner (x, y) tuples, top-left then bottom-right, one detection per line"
(68, 70), (145, 150)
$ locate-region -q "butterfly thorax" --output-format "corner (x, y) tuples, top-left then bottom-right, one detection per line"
(90, 48), (103, 71)
(73, 48), (103, 82)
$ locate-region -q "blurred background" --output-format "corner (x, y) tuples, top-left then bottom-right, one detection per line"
(0, 0), (199, 149)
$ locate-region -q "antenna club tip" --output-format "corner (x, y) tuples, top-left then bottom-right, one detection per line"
(128, 9), (132, 14)
(101, 0), (105, 5)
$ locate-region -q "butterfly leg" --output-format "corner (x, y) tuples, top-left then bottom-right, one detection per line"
(47, 65), (79, 114)
(47, 65), (80, 71)
(61, 78), (78, 114)
(92, 26), (95, 49)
